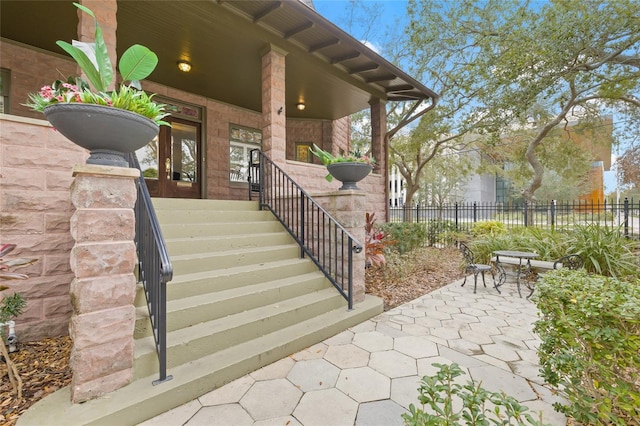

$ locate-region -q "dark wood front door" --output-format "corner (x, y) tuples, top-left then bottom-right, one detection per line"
(136, 117), (202, 199)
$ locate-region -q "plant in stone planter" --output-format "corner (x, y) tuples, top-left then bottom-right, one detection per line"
(25, 2), (169, 167)
(26, 2), (168, 124)
(309, 144), (375, 190)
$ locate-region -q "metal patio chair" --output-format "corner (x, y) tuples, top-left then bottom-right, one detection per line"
(460, 243), (503, 294)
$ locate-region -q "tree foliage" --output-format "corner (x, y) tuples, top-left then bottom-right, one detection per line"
(405, 0), (640, 201)
(618, 144), (640, 188)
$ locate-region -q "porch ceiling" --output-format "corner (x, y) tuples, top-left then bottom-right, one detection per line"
(1, 0), (437, 120)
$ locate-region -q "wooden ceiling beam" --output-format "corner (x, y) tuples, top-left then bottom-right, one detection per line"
(253, 2), (282, 23)
(284, 21), (314, 39)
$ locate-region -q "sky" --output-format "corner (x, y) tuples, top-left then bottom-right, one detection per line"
(312, 0), (620, 195)
(313, 0), (408, 49)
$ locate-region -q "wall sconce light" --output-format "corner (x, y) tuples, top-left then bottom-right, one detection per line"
(177, 60), (192, 73)
(296, 102), (306, 111)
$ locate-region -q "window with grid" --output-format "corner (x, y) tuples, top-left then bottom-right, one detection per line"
(229, 125), (262, 182)
(0, 69), (10, 114)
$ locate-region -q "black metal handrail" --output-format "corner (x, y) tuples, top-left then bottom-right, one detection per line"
(127, 153), (173, 385)
(248, 149), (362, 309)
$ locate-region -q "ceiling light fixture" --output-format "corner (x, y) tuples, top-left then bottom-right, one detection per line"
(296, 102), (306, 111)
(177, 60), (192, 73)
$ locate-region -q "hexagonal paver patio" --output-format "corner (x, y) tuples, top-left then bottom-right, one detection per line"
(140, 277), (567, 426)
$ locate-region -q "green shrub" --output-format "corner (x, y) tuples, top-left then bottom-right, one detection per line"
(468, 225), (639, 278)
(425, 220), (458, 246)
(142, 167), (158, 178)
(379, 222), (427, 254)
(402, 363), (544, 426)
(517, 228), (567, 261)
(438, 230), (471, 247)
(469, 229), (538, 264)
(565, 224), (639, 278)
(471, 220), (508, 237)
(534, 269), (640, 425)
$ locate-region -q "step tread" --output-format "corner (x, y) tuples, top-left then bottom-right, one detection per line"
(168, 271), (325, 309)
(170, 242), (300, 261)
(135, 271), (327, 320)
(134, 287), (343, 357)
(152, 198), (259, 211)
(164, 232), (290, 243)
(168, 257), (313, 282)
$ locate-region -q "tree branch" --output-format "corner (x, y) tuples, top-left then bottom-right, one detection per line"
(523, 81), (580, 201)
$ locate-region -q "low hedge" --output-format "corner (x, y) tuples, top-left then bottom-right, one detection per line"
(533, 269), (640, 425)
(378, 222), (427, 254)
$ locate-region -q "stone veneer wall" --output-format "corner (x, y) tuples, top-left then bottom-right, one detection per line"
(285, 116), (386, 220)
(0, 39), (77, 119)
(0, 114), (88, 341)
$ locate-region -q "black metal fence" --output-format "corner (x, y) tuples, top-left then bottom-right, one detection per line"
(390, 199), (640, 239)
(249, 149), (362, 309)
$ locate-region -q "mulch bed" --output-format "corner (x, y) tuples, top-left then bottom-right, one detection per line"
(0, 246), (463, 424)
(366, 246), (464, 310)
(1, 337), (72, 425)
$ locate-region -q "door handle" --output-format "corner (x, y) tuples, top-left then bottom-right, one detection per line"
(165, 158), (171, 180)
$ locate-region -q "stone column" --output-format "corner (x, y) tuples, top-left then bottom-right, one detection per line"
(68, 164), (139, 403)
(312, 190), (366, 304)
(261, 45), (288, 164)
(369, 98), (388, 219)
(369, 98), (386, 175)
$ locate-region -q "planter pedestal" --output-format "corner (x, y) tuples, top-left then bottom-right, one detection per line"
(68, 164), (139, 403)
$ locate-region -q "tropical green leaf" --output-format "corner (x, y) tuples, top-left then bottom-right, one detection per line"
(92, 22), (113, 90)
(56, 41), (103, 91)
(119, 45), (158, 82)
(73, 2), (95, 19)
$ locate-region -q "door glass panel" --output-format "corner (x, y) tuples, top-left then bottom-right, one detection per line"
(229, 143), (246, 182)
(136, 136), (159, 179)
(171, 122), (198, 182)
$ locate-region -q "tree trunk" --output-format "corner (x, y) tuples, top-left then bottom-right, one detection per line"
(404, 188), (418, 222)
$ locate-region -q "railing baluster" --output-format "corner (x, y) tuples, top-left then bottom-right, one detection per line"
(127, 153), (173, 385)
(249, 150), (361, 307)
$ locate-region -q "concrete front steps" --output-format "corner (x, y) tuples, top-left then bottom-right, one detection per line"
(19, 198), (382, 425)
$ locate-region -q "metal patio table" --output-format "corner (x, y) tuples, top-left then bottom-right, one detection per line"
(493, 250), (539, 298)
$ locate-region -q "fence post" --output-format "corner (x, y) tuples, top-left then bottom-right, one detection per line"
(416, 203), (420, 223)
(524, 201), (529, 227)
(624, 197), (629, 238)
(550, 200), (556, 231)
(455, 202), (459, 231)
(473, 202), (477, 223)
